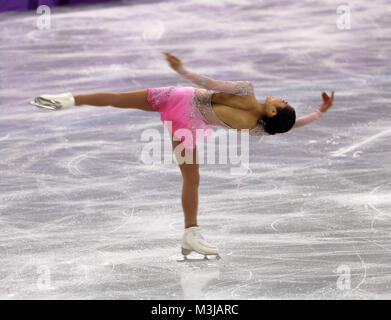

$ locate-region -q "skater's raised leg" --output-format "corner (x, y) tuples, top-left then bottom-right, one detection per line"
(74, 89), (155, 112)
(31, 89), (156, 112)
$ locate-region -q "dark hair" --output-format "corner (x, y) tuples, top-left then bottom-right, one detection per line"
(263, 105), (296, 135)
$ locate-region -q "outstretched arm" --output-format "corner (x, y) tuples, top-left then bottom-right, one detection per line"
(163, 52), (254, 96)
(292, 109), (324, 129)
(248, 91), (334, 136)
(292, 91), (335, 130)
(176, 66), (254, 96)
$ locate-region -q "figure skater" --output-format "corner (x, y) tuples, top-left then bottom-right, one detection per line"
(30, 52), (335, 259)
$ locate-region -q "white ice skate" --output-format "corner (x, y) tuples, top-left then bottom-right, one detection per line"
(30, 92), (75, 110)
(181, 226), (221, 261)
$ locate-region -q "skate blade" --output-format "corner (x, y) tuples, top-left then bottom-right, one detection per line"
(177, 254), (222, 263)
(30, 96), (62, 110)
(29, 100), (59, 110)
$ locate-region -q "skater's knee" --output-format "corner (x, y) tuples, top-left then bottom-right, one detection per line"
(182, 170), (200, 186)
(110, 92), (123, 106)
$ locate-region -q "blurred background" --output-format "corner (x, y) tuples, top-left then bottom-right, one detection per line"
(0, 0), (121, 12)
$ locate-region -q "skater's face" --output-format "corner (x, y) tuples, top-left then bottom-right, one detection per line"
(267, 96), (289, 107)
(265, 96), (289, 117)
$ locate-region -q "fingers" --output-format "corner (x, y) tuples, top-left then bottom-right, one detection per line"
(163, 52), (171, 60)
(162, 52), (180, 62)
(321, 91), (336, 103)
(163, 52), (174, 65)
(162, 52), (172, 62)
(162, 52), (175, 59)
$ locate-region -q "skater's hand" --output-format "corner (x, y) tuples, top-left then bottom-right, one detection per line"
(319, 91), (335, 113)
(162, 52), (183, 71)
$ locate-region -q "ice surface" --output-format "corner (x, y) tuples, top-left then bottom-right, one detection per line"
(0, 0), (390, 299)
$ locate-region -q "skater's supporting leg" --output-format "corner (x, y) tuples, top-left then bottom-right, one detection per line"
(171, 134), (199, 229)
(74, 89), (156, 112)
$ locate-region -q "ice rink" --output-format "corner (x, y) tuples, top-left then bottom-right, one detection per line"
(0, 0), (390, 299)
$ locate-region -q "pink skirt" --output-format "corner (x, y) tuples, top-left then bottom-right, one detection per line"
(147, 86), (213, 150)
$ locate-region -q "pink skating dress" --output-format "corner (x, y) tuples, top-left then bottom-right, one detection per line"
(147, 66), (325, 150)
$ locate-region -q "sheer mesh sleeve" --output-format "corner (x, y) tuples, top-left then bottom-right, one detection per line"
(176, 66), (254, 96)
(292, 109), (324, 130)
